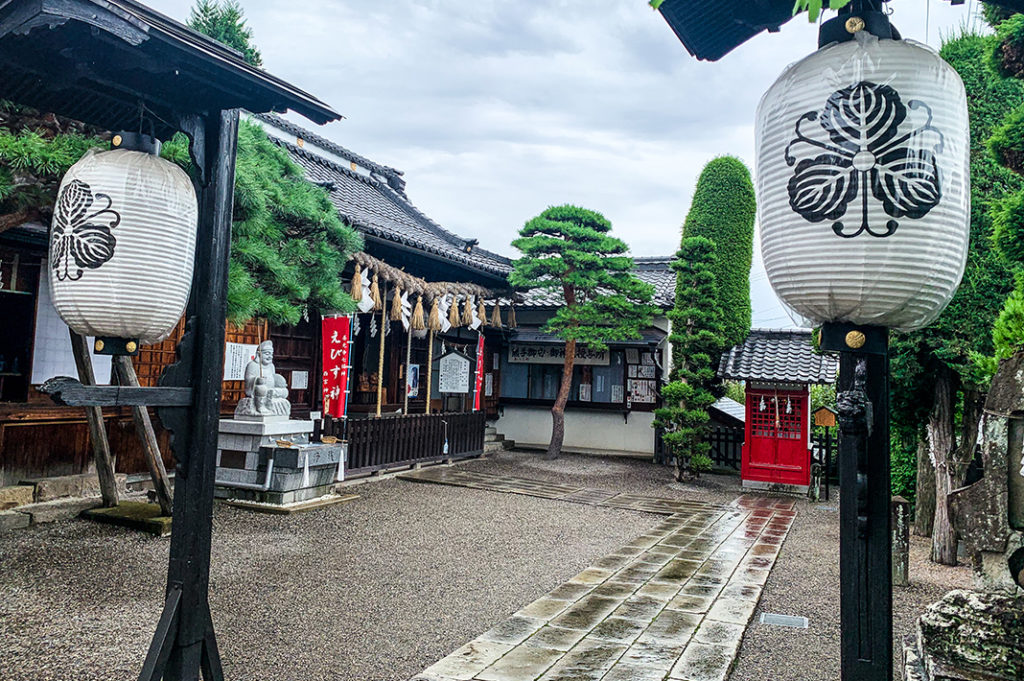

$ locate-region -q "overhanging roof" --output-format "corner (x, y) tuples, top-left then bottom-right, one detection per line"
(0, 0), (340, 137)
(255, 114), (512, 284)
(718, 328), (837, 384)
(655, 0), (795, 61)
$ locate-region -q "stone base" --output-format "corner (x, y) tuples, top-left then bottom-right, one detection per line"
(19, 473), (127, 502)
(215, 482), (339, 506)
(81, 502), (172, 537)
(741, 479), (809, 495)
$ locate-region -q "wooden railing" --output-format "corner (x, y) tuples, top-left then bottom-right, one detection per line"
(324, 411), (486, 476)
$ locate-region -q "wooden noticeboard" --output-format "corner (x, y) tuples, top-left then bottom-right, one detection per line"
(438, 351), (471, 394)
(814, 406), (837, 428)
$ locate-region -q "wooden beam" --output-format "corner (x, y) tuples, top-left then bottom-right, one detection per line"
(38, 377), (193, 407)
(68, 330), (118, 507)
(113, 356), (173, 516)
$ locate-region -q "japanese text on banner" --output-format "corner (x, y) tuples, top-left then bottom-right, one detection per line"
(321, 316), (351, 418)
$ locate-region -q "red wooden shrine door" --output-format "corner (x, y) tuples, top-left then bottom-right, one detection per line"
(741, 387), (811, 488)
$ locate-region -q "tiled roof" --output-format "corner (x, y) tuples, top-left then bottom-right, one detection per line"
(518, 256), (676, 309)
(510, 327), (666, 347)
(718, 329), (838, 384)
(709, 396), (745, 424)
(254, 114), (512, 280)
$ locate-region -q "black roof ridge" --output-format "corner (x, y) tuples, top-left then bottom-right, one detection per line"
(274, 136), (386, 192)
(373, 179), (512, 264)
(748, 327), (813, 335)
(253, 112), (399, 181)
(103, 0), (338, 124)
(267, 134), (512, 277)
(255, 113), (511, 263)
(634, 255), (675, 262)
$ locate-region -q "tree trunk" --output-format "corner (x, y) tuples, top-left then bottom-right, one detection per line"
(913, 433), (936, 537)
(547, 338), (576, 460)
(952, 388), (984, 485)
(928, 365), (958, 565)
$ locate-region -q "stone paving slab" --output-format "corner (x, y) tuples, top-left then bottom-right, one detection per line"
(403, 469), (797, 681)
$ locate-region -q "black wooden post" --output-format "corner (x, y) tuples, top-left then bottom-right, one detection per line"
(821, 323), (892, 681)
(139, 108), (240, 681)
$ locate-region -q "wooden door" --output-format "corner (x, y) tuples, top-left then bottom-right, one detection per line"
(742, 387), (811, 487)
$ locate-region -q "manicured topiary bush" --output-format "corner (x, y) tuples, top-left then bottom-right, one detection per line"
(654, 236), (724, 481)
(989, 105), (1024, 175)
(681, 157), (756, 349)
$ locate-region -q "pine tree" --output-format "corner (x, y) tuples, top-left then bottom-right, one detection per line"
(680, 157), (756, 348)
(186, 0), (362, 324)
(654, 237), (724, 481)
(188, 0), (263, 67)
(226, 120), (362, 325)
(0, 103), (106, 232)
(510, 205), (655, 459)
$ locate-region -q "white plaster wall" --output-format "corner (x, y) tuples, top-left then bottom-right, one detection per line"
(497, 405), (656, 455)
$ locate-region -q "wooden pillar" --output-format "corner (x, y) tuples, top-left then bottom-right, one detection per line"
(376, 285), (387, 418)
(140, 109), (239, 681)
(68, 330), (118, 507)
(891, 495), (910, 587)
(822, 323), (892, 681)
(113, 355), (173, 516)
(425, 329), (434, 414)
(403, 328), (412, 414)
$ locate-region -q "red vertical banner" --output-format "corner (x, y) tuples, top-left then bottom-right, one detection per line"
(473, 333), (485, 412)
(321, 316), (351, 418)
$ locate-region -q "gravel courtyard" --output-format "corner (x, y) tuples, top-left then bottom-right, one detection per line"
(0, 451), (970, 681)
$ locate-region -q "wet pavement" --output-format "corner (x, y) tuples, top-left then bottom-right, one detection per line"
(402, 469), (796, 681)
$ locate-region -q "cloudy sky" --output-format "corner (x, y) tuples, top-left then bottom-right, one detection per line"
(156, 0), (981, 327)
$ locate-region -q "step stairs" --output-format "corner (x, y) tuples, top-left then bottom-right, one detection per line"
(483, 425), (514, 453)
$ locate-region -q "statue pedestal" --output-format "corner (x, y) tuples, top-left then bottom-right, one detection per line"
(214, 418), (346, 505)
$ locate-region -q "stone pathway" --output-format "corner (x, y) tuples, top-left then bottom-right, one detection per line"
(401, 469), (796, 681)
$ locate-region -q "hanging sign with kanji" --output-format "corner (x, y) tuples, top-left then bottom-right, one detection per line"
(321, 316), (352, 418)
(473, 333), (485, 411)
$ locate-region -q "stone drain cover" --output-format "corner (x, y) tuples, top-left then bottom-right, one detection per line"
(759, 613), (809, 628)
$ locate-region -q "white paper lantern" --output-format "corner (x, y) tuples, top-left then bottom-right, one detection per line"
(49, 144), (198, 347)
(755, 33), (970, 332)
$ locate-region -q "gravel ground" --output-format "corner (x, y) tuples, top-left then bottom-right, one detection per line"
(0, 450), (972, 681)
(730, 496), (972, 681)
(0, 467), (654, 681)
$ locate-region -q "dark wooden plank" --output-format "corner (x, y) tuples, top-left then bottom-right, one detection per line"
(38, 377), (193, 407)
(68, 330), (118, 507)
(114, 355), (174, 516)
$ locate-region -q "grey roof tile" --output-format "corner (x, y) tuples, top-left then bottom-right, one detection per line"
(718, 329), (838, 384)
(255, 115), (512, 279)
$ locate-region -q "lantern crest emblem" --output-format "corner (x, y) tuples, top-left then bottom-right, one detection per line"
(785, 81), (943, 238)
(51, 179), (120, 281)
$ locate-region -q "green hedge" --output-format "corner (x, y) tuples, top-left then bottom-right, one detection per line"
(682, 156), (756, 349)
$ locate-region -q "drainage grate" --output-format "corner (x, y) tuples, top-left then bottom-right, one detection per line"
(760, 613), (809, 628)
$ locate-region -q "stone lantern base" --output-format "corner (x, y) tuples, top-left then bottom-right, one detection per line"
(214, 418), (346, 505)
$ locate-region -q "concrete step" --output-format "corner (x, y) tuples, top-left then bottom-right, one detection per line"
(484, 426), (498, 437)
(484, 433), (505, 443)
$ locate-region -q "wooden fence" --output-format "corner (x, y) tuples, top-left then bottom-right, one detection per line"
(324, 411), (486, 476)
(707, 426), (743, 470)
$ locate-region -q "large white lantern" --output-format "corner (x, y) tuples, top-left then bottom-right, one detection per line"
(49, 135), (198, 350)
(756, 32), (970, 331)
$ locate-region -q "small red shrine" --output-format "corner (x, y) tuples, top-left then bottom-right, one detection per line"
(718, 329), (838, 493)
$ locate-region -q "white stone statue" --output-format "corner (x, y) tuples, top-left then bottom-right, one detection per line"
(234, 340), (291, 419)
